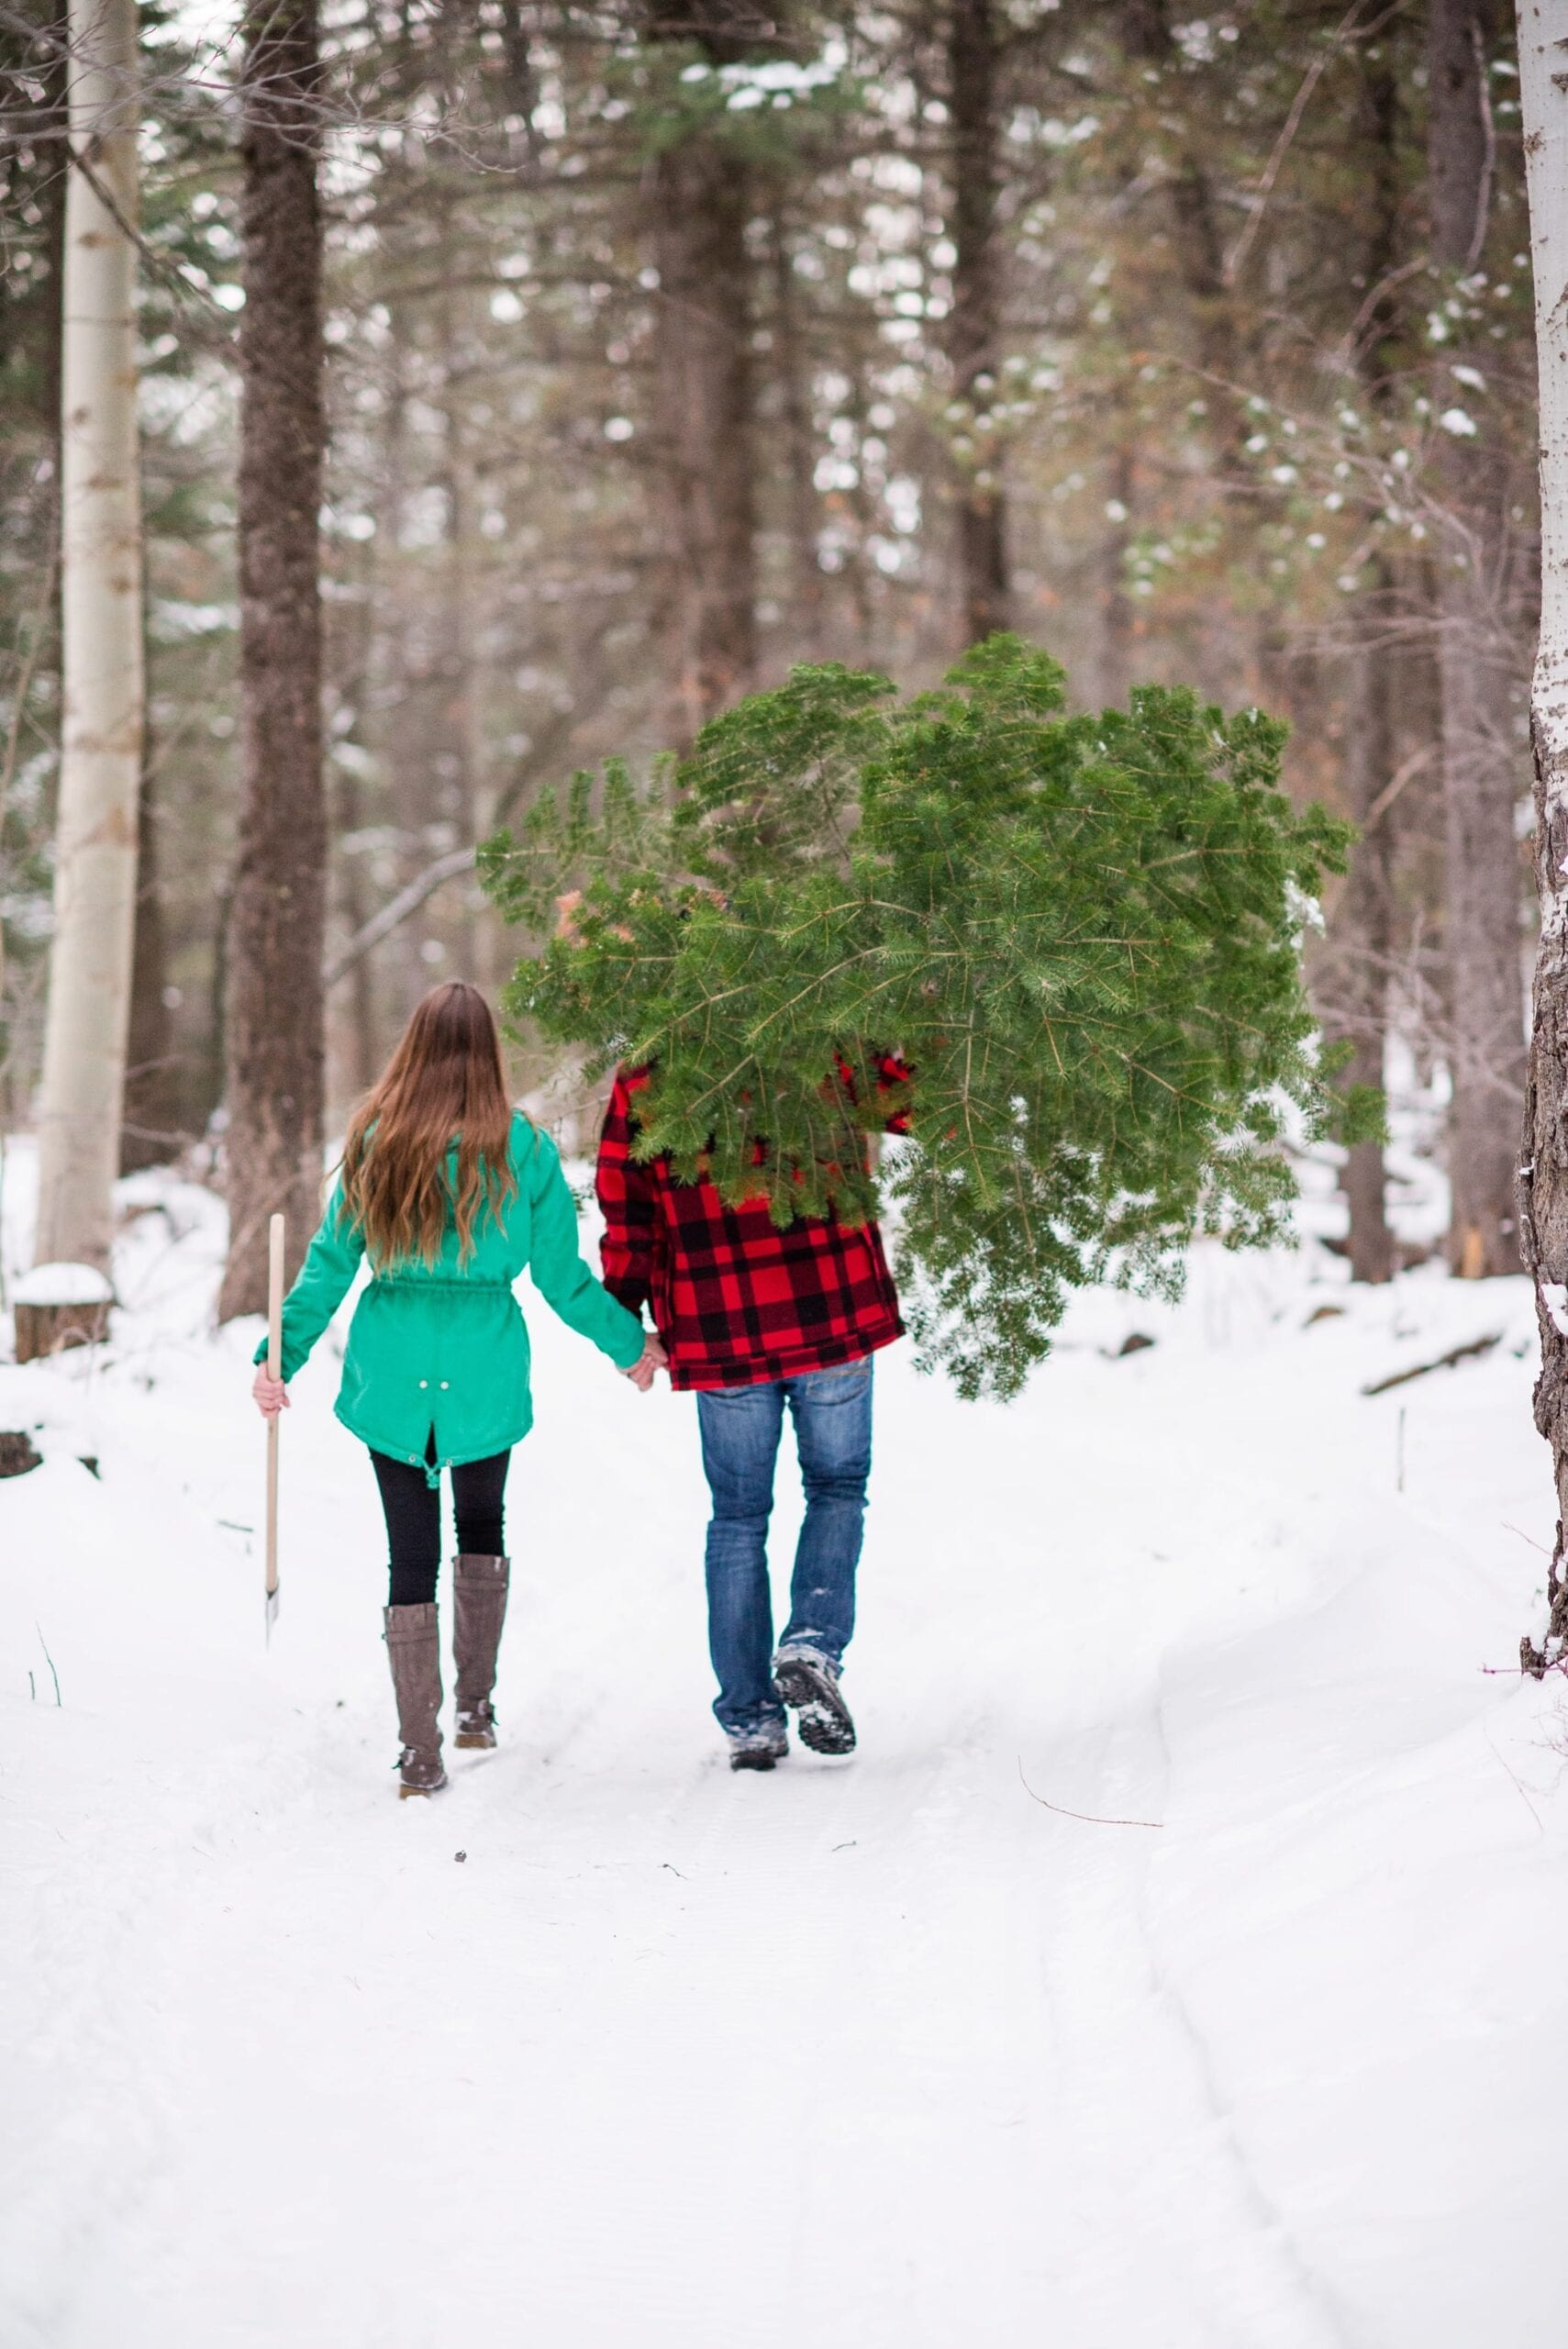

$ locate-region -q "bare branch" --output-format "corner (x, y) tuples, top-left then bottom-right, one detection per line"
(1223, 0), (1373, 289)
(1017, 1757), (1162, 1830)
(322, 843), (475, 988)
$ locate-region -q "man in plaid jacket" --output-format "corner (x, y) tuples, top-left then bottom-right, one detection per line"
(595, 1064), (905, 1769)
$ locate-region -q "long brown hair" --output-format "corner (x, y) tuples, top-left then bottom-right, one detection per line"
(341, 983), (517, 1268)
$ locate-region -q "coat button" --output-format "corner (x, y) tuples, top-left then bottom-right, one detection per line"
(439, 1380), (450, 1390)
(418, 1378), (428, 1388)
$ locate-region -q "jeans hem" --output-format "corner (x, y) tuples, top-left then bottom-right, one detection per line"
(713, 1705), (787, 1735)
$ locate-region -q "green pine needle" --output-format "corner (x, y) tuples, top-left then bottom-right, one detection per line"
(479, 635), (1354, 1399)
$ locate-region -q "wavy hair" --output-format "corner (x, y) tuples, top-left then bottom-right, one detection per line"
(340, 983), (517, 1269)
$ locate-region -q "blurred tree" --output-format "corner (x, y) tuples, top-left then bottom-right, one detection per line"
(946, 0), (1009, 642)
(1322, 36), (1407, 1285)
(218, 0), (327, 1315)
(641, 1), (763, 739)
(1427, 0), (1527, 1278)
(33, 0), (143, 1276)
(0, 5), (66, 1113)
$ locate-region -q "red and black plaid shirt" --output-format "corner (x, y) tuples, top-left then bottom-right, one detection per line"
(595, 1066), (906, 1391)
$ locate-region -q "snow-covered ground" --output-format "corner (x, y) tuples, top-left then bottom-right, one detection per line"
(2, 1135), (1563, 2349)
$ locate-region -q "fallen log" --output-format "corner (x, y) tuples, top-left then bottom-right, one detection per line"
(1361, 1332), (1502, 1397)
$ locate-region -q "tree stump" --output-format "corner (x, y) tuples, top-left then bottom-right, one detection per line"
(12, 1264), (114, 1362)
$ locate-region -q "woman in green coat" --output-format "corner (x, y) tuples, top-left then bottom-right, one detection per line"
(251, 981), (662, 1798)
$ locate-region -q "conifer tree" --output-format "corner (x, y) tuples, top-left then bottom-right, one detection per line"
(217, 0), (327, 1319)
(482, 636), (1354, 1397)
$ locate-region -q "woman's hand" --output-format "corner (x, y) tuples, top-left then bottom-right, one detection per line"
(622, 1333), (668, 1394)
(252, 1366), (290, 1419)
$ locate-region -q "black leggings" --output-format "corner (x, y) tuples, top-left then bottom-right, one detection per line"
(371, 1431), (510, 1607)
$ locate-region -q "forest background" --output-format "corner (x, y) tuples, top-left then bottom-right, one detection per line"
(0, 0), (1538, 1308)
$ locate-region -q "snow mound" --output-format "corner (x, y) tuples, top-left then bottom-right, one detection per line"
(11, 1260), (113, 1306)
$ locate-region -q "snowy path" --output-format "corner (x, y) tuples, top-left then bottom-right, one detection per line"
(4, 1161), (1566, 2348)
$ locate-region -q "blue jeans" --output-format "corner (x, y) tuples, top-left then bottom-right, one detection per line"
(695, 1357), (873, 1735)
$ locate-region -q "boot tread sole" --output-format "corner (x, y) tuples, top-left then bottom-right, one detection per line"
(773, 1656), (856, 1754)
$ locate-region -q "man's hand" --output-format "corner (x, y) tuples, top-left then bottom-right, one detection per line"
(622, 1333), (668, 1394)
(252, 1366), (290, 1419)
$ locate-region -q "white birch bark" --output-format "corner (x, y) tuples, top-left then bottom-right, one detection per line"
(1520, 11), (1568, 765)
(1514, 0), (1568, 1668)
(33, 0), (143, 1274)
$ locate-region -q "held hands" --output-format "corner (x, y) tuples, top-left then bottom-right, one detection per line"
(622, 1333), (669, 1394)
(256, 1339), (662, 1412)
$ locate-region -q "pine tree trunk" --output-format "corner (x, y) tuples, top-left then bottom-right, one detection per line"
(1518, 0), (1568, 1672)
(330, 763), (377, 1103)
(1097, 437), (1134, 708)
(1337, 597), (1398, 1283)
(439, 372), (480, 980)
(217, 0), (327, 1319)
(1119, 0), (1244, 466)
(770, 206), (825, 662)
(1332, 39), (1404, 1281)
(1428, 0), (1525, 1278)
(33, 0), (143, 1275)
(323, 430), (379, 1110)
(947, 0), (1008, 646)
(646, 3), (758, 740)
(120, 746), (179, 1172)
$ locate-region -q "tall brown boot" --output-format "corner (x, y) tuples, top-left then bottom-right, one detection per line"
(384, 1602), (447, 1798)
(452, 1554), (509, 1749)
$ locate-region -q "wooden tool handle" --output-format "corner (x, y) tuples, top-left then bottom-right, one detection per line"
(266, 1212), (284, 1380)
(265, 1213), (284, 1603)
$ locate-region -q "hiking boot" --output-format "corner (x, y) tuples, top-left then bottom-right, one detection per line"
(773, 1646), (856, 1755)
(452, 1553), (509, 1749)
(384, 1601), (447, 1798)
(725, 1721), (790, 1772)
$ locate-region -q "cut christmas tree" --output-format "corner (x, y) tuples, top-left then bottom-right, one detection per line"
(480, 636), (1359, 1398)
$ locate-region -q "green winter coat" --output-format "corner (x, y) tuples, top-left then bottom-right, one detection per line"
(255, 1113), (645, 1483)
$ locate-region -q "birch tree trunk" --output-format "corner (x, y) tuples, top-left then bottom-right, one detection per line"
(1517, 0), (1568, 1672)
(1429, 0), (1527, 1278)
(947, 0), (1009, 646)
(32, 0), (143, 1274)
(217, 0), (327, 1319)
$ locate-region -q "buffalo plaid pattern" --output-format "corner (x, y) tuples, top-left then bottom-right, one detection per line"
(595, 1067), (906, 1391)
